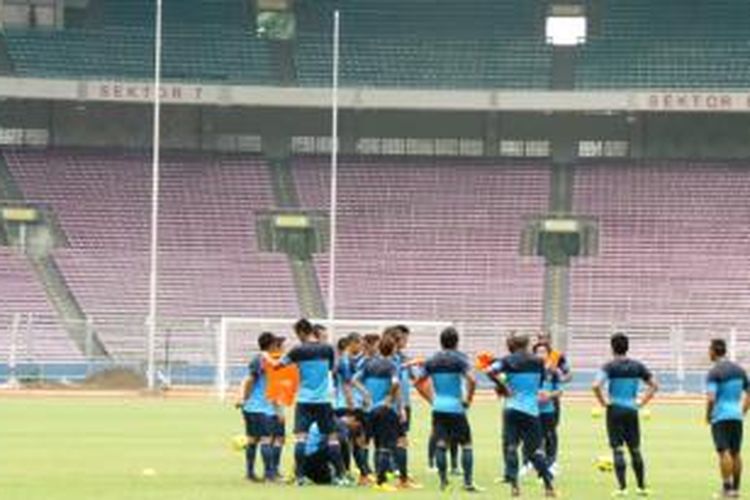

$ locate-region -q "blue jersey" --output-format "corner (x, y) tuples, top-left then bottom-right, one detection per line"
(281, 342), (335, 404)
(707, 360), (749, 424)
(335, 354), (364, 410)
(490, 352), (545, 417)
(539, 369), (561, 415)
(424, 350), (471, 415)
(596, 358), (653, 411)
(394, 353), (413, 408)
(354, 356), (399, 411)
(243, 354), (275, 415)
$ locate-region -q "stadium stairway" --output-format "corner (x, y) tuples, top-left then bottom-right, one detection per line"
(0, 153), (108, 359)
(268, 158), (326, 318)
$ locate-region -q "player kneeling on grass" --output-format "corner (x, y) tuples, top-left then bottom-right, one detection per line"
(270, 318), (348, 487)
(352, 334), (404, 492)
(298, 420), (351, 484)
(415, 327), (482, 493)
(706, 338), (750, 499)
(236, 331), (284, 482)
(485, 332), (557, 498)
(592, 332), (658, 497)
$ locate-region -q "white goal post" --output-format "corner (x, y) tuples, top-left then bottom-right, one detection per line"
(215, 317), (454, 401)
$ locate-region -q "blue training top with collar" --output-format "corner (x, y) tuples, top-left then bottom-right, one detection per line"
(707, 359), (749, 424)
(280, 342), (335, 404)
(424, 350), (471, 415)
(490, 351), (545, 417)
(596, 357), (653, 411)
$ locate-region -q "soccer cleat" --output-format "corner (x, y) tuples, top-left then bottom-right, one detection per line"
(295, 477), (311, 487)
(463, 484), (486, 493)
(510, 485), (521, 497)
(373, 483), (398, 493)
(439, 480), (450, 492)
(635, 488), (652, 497)
(545, 488), (558, 498)
(245, 474), (262, 483)
(611, 489), (628, 497)
(357, 474), (374, 487)
(399, 478), (424, 490)
(334, 476), (354, 488)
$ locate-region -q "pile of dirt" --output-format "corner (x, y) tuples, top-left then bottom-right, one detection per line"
(82, 368), (147, 390)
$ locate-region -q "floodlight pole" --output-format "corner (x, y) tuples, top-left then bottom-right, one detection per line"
(146, 0), (164, 392)
(327, 10), (340, 324)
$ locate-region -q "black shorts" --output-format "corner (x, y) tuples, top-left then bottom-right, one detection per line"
(243, 411), (274, 438)
(303, 450), (333, 484)
(271, 415), (285, 438)
(606, 406), (641, 450)
(369, 406), (401, 449)
(540, 412), (558, 433)
(712, 420), (744, 454)
(294, 403), (336, 435)
(398, 406), (411, 437)
(433, 412), (472, 446)
(503, 409), (543, 455)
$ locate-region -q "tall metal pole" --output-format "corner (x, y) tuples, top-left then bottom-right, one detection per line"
(147, 0), (163, 391)
(326, 10), (340, 323)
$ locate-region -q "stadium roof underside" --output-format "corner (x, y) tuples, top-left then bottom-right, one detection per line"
(1, 77), (750, 113)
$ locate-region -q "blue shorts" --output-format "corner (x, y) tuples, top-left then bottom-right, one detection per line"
(294, 403), (336, 435)
(243, 411), (275, 438)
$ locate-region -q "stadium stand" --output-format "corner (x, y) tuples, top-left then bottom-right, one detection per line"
(578, 0), (750, 88)
(3, 0), (275, 83)
(569, 162), (750, 369)
(292, 155), (550, 331)
(295, 0), (552, 89)
(0, 248), (82, 362)
(2, 149), (299, 357)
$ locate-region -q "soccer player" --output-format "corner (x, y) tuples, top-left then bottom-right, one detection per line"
(534, 342), (563, 476)
(333, 336), (354, 473)
(706, 338), (750, 498)
(352, 334), (403, 492)
(236, 331), (282, 482)
(271, 318), (348, 486)
(416, 327), (481, 493)
(526, 331), (571, 476)
(592, 332), (658, 497)
(485, 333), (556, 498)
(343, 332), (373, 484)
(387, 325), (422, 489)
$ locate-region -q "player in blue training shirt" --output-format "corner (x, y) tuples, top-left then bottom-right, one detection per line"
(415, 327), (482, 493)
(533, 342), (563, 478)
(271, 318), (348, 486)
(386, 325), (423, 489)
(352, 334), (402, 492)
(341, 332), (373, 484)
(486, 333), (557, 498)
(236, 331), (283, 482)
(593, 332), (658, 497)
(706, 338), (750, 498)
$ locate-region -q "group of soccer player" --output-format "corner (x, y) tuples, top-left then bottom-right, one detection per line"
(237, 318), (750, 498)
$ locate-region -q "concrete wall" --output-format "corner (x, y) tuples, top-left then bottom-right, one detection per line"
(1, 100), (750, 159)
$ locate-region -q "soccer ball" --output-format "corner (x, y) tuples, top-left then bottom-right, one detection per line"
(594, 456), (614, 473)
(591, 407), (604, 419)
(230, 434), (248, 452)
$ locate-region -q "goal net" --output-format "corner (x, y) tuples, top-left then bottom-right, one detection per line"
(215, 317), (453, 401)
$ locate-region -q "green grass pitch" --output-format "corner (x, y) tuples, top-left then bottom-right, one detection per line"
(0, 396), (728, 499)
